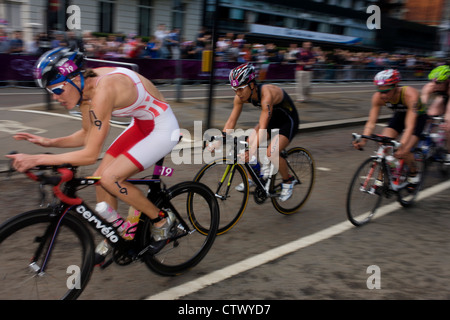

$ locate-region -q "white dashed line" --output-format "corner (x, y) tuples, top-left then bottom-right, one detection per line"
(146, 179), (450, 300)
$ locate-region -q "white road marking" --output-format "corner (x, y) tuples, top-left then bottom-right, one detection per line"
(0, 119), (47, 134)
(145, 179), (450, 300)
(10, 109), (126, 129)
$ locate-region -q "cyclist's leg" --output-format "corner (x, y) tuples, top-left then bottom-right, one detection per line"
(442, 99), (450, 162)
(267, 133), (290, 180)
(402, 136), (419, 174)
(426, 95), (445, 118)
(266, 107), (297, 180)
(98, 155), (161, 221)
(405, 114), (427, 179)
(426, 96), (450, 157)
(99, 116), (179, 225)
(381, 125), (401, 179)
(93, 153), (120, 209)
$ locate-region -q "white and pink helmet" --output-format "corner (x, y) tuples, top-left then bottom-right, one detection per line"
(229, 63), (256, 87)
(373, 69), (401, 86)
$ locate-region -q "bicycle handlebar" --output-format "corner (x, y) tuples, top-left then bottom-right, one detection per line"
(352, 133), (402, 149)
(25, 165), (83, 206)
(209, 134), (249, 147)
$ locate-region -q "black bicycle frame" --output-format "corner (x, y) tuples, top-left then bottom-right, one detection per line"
(37, 160), (170, 273)
(220, 137), (297, 196)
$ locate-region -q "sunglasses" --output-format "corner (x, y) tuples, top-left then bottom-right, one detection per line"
(377, 86), (395, 93)
(231, 84), (249, 92)
(46, 82), (68, 95)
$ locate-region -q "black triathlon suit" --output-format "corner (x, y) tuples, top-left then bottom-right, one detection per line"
(250, 84), (300, 141)
(386, 86), (427, 137)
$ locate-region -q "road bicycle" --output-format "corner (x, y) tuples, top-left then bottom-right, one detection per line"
(347, 133), (426, 226)
(0, 157), (219, 300)
(192, 134), (315, 235)
(417, 116), (449, 176)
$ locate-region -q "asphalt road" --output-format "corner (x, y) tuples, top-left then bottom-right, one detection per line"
(0, 82), (449, 305)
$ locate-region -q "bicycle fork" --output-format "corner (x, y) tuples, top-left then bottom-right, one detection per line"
(215, 164), (237, 200)
(29, 208), (70, 276)
(360, 159), (382, 195)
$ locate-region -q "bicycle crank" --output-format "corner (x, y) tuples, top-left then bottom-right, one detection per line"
(253, 187), (267, 204)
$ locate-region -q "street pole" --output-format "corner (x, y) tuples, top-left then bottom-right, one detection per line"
(174, 0), (183, 102)
(206, 0), (219, 130)
(46, 0), (52, 110)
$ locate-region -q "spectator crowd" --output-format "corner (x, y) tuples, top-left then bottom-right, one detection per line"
(0, 25), (446, 71)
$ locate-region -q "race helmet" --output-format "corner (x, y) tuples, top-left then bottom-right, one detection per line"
(33, 47), (85, 88)
(428, 65), (450, 82)
(229, 63), (256, 87)
(373, 69), (401, 86)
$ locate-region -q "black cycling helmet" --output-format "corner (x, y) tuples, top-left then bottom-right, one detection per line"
(34, 47), (85, 88)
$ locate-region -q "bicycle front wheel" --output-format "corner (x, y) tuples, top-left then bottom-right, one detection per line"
(346, 158), (384, 226)
(193, 159), (249, 235)
(0, 209), (95, 300)
(271, 147), (315, 214)
(143, 181), (219, 276)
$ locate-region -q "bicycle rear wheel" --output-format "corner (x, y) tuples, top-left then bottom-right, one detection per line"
(397, 149), (426, 207)
(0, 209), (95, 300)
(193, 159), (249, 235)
(346, 158), (384, 226)
(271, 147), (315, 214)
(143, 181), (219, 276)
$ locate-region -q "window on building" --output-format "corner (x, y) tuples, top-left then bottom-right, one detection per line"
(296, 19), (310, 30)
(272, 15), (285, 27)
(99, 1), (115, 34)
(48, 0), (68, 31)
(172, 0), (185, 29)
(138, 0), (153, 37)
(318, 23), (330, 33)
(330, 24), (345, 35)
(309, 21), (319, 32)
(229, 8), (244, 21)
(255, 13), (271, 25)
(5, 1), (22, 30)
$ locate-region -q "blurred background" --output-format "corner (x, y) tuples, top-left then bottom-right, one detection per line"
(0, 0), (449, 87)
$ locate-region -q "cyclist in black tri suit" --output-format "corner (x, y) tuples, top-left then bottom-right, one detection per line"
(420, 65), (450, 164)
(353, 69), (427, 185)
(219, 63), (300, 201)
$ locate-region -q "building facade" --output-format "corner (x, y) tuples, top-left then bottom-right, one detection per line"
(0, 0), (443, 54)
(0, 0), (204, 43)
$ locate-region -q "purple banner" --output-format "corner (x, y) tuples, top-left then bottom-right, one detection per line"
(0, 54), (296, 82)
(0, 54), (39, 82)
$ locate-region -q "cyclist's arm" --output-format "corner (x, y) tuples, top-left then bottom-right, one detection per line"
(353, 94), (382, 149)
(363, 94), (382, 136)
(420, 82), (433, 107)
(248, 86), (273, 155)
(399, 87), (419, 148)
(50, 106), (92, 148)
(12, 121), (88, 148)
(40, 86), (113, 165)
(47, 128), (88, 148)
(222, 95), (244, 132)
(7, 87), (113, 170)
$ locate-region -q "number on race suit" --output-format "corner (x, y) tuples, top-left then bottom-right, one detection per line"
(153, 165), (174, 177)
